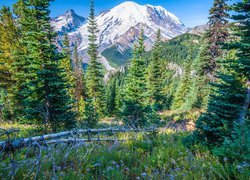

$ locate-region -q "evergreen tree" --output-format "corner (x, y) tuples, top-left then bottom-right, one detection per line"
(171, 46), (199, 111)
(106, 76), (117, 116)
(147, 29), (164, 111)
(73, 42), (85, 121)
(192, 0), (250, 147)
(121, 30), (151, 127)
(12, 0), (76, 131)
(181, 0), (230, 110)
(231, 0), (250, 125)
(0, 6), (19, 120)
(0, 6), (18, 89)
(106, 69), (127, 117)
(60, 35), (75, 99)
(86, 0), (106, 123)
(205, 0), (229, 77)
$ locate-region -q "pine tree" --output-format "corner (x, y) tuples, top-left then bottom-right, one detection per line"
(0, 6), (18, 89)
(0, 6), (20, 120)
(183, 0), (230, 110)
(192, 0), (250, 147)
(147, 29), (164, 111)
(60, 35), (75, 99)
(86, 0), (106, 123)
(106, 76), (117, 116)
(12, 0), (76, 131)
(171, 61), (191, 111)
(121, 30), (151, 127)
(205, 0), (229, 77)
(231, 0), (250, 125)
(73, 42), (85, 121)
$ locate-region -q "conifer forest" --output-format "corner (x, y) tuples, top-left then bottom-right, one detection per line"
(0, 0), (249, 179)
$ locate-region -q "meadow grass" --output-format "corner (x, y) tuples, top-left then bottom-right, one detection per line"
(0, 129), (248, 179)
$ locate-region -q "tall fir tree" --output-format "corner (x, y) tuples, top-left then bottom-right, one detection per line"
(231, 0), (250, 125)
(106, 76), (117, 116)
(73, 42), (85, 121)
(0, 6), (19, 120)
(184, 0), (230, 110)
(192, 0), (250, 147)
(85, 0), (106, 124)
(147, 29), (164, 111)
(12, 0), (76, 131)
(0, 6), (18, 89)
(121, 30), (152, 127)
(60, 35), (76, 99)
(205, 0), (229, 77)
(171, 57), (192, 111)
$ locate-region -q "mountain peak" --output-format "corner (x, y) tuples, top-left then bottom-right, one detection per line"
(51, 1), (187, 68)
(119, 1), (139, 6)
(65, 9), (76, 15)
(51, 10), (86, 33)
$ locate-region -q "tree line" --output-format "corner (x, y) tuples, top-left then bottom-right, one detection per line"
(0, 0), (249, 161)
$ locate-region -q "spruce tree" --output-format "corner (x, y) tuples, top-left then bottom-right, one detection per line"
(86, 0), (106, 123)
(73, 42), (85, 121)
(60, 35), (75, 99)
(148, 29), (164, 111)
(171, 47), (197, 111)
(183, 0), (230, 110)
(0, 6), (18, 89)
(205, 0), (229, 77)
(121, 31), (151, 127)
(231, 0), (250, 124)
(0, 6), (19, 120)
(13, 0), (76, 131)
(192, 0), (250, 147)
(106, 76), (117, 116)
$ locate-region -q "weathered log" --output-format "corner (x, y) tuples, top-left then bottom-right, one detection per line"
(45, 138), (128, 145)
(0, 128), (156, 152)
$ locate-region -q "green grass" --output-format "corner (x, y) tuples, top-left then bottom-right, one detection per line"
(0, 129), (248, 179)
(0, 121), (43, 140)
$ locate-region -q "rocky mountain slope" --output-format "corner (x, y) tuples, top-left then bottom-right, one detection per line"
(51, 1), (188, 69)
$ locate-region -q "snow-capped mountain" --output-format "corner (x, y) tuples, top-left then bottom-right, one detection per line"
(51, 1), (187, 68)
(51, 9), (86, 33)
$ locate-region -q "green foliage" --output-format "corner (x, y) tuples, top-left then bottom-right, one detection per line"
(0, 6), (20, 121)
(147, 30), (165, 111)
(145, 34), (201, 65)
(59, 35), (76, 100)
(86, 0), (106, 124)
(120, 31), (155, 127)
(106, 76), (118, 116)
(1, 131), (248, 179)
(72, 42), (86, 121)
(101, 45), (133, 67)
(10, 0), (76, 131)
(192, 0), (250, 149)
(213, 123), (250, 163)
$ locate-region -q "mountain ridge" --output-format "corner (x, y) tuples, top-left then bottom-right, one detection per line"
(51, 1), (194, 69)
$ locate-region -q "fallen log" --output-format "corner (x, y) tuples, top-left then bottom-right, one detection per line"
(0, 128), (156, 152)
(45, 138), (129, 145)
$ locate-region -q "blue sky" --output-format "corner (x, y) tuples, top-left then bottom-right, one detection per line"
(0, 0), (238, 27)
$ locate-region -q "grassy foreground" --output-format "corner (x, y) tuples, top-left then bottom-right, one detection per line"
(0, 129), (248, 179)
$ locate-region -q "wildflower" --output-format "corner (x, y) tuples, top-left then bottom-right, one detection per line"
(123, 167), (130, 174)
(106, 166), (114, 171)
(94, 163), (101, 167)
(141, 172), (147, 177)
